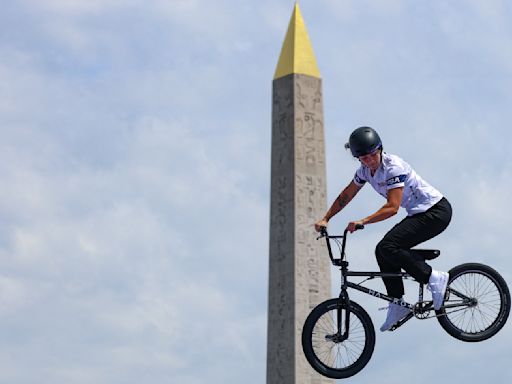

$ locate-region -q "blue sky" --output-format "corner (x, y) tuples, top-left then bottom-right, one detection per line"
(0, 1), (511, 383)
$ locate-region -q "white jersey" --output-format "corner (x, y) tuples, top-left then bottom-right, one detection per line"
(353, 152), (443, 216)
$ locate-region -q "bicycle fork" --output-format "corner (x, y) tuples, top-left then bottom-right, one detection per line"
(326, 275), (351, 343)
(325, 293), (351, 343)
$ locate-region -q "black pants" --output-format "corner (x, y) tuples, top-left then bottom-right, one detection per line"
(375, 197), (452, 298)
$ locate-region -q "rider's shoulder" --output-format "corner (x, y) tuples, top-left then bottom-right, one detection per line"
(382, 152), (410, 170)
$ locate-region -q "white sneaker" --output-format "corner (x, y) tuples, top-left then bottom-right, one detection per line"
(380, 301), (411, 332)
(428, 270), (449, 310)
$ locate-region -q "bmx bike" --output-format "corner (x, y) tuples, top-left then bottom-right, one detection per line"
(301, 225), (510, 379)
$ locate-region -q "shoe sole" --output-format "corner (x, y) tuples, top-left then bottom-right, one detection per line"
(380, 310), (411, 332)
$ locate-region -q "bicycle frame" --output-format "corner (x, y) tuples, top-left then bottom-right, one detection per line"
(319, 227), (432, 334)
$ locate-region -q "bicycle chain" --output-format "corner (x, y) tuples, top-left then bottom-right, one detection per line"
(414, 305), (470, 320)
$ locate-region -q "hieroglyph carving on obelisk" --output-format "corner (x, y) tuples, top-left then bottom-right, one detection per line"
(267, 4), (333, 384)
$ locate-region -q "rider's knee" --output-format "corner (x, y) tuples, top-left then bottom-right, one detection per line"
(375, 239), (396, 260)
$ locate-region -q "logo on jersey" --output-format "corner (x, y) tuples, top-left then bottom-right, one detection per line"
(387, 174), (406, 186)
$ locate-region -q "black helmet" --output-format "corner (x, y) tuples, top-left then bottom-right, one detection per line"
(346, 126), (382, 157)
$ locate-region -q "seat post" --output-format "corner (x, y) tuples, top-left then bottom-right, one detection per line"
(418, 282), (424, 303)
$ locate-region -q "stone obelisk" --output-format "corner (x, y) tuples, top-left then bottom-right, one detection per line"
(267, 4), (332, 384)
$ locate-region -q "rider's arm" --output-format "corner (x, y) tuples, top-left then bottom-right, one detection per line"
(346, 187), (403, 232)
(316, 181), (361, 229)
(361, 187), (403, 225)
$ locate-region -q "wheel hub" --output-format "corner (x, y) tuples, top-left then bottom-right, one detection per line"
(325, 332), (348, 343)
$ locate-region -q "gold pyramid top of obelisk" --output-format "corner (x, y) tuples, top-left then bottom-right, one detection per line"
(274, 3), (321, 80)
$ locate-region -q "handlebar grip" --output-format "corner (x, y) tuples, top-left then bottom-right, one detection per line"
(316, 227), (328, 240)
(355, 224), (365, 230)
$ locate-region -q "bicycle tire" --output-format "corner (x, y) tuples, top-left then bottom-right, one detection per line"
(301, 298), (375, 379)
(437, 263), (510, 342)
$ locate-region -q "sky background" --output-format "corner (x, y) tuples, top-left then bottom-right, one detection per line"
(0, 0), (511, 383)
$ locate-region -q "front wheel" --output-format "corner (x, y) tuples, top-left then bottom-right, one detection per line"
(437, 263), (510, 342)
(301, 299), (375, 379)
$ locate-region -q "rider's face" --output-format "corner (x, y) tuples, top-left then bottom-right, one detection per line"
(359, 149), (381, 171)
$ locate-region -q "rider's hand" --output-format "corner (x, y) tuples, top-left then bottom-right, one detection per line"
(346, 220), (365, 233)
(314, 218), (328, 232)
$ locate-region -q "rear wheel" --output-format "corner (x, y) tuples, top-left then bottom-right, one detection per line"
(437, 263), (510, 342)
(302, 299), (375, 379)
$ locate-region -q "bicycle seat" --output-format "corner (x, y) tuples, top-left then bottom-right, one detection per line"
(411, 249), (440, 260)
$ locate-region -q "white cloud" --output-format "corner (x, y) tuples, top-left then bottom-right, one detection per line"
(0, 79), (268, 381)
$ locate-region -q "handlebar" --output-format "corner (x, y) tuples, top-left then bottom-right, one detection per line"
(316, 224), (364, 239)
(316, 224), (365, 265)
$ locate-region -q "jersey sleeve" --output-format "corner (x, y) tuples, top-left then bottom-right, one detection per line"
(353, 167), (367, 187)
(386, 164), (407, 190)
